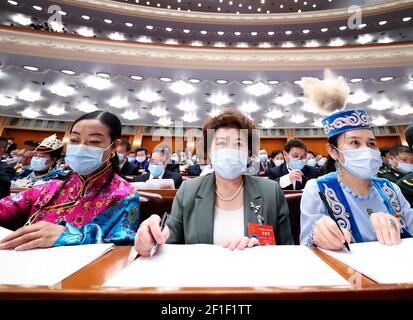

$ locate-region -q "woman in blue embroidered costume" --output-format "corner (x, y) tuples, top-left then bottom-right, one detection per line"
(12, 134), (68, 188)
(0, 111), (140, 251)
(299, 70), (413, 250)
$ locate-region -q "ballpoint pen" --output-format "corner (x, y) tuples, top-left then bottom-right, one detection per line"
(319, 192), (351, 251)
(150, 212), (169, 257)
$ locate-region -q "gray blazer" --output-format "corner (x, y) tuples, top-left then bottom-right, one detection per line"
(166, 173), (293, 245)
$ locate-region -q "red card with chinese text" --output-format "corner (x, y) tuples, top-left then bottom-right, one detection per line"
(248, 223), (276, 246)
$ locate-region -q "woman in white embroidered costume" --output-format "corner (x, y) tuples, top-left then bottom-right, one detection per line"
(299, 70), (413, 250)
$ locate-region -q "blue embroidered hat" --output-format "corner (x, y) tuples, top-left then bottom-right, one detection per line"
(322, 109), (371, 139)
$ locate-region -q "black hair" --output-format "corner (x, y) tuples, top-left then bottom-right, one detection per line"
(135, 147), (148, 155)
(119, 139), (131, 152)
(325, 135), (339, 173)
(380, 147), (390, 157)
(38, 111), (121, 213)
(0, 137), (7, 149)
(284, 139), (307, 153)
(406, 125), (413, 149)
(389, 144), (413, 157)
(270, 150), (283, 159)
(307, 151), (316, 157)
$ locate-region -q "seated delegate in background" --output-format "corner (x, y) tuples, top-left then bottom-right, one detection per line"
(134, 108), (293, 257)
(268, 139), (319, 190)
(0, 111), (140, 251)
(257, 148), (273, 176)
(116, 139), (139, 178)
(299, 71), (412, 251)
(0, 164), (10, 199)
(12, 134), (68, 188)
(0, 137), (16, 180)
(133, 149), (183, 188)
(134, 147), (150, 174)
(269, 149), (284, 168)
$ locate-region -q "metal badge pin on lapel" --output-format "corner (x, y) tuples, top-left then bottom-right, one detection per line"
(250, 202), (263, 225)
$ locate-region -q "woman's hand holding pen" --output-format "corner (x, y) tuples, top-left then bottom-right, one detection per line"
(134, 214), (169, 257)
(313, 216), (352, 251)
(369, 212), (401, 246)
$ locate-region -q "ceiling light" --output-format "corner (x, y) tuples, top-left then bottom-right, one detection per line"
(339, 26), (347, 31)
(150, 106), (169, 117)
(268, 80), (279, 85)
(77, 101), (97, 113)
(108, 32), (125, 41)
(266, 109), (283, 119)
(108, 96), (129, 109)
(49, 83), (75, 97)
(104, 19), (112, 24)
(291, 114), (307, 123)
(176, 100), (198, 112)
(302, 29), (310, 34)
(32, 5), (42, 11)
(191, 41), (203, 46)
(260, 119), (274, 128)
(402, 17), (412, 22)
(285, 30), (292, 35)
(242, 80), (254, 85)
(169, 80), (196, 95)
(313, 118), (323, 127)
(158, 116), (172, 126)
(236, 43), (249, 48)
(7, 1), (18, 5)
(217, 31), (224, 36)
(234, 31), (241, 36)
(216, 79), (228, 84)
(136, 89), (161, 103)
(371, 116), (387, 126)
(81, 15), (90, 20)
(146, 25), (154, 30)
(0, 94), (16, 106)
(302, 103), (324, 114)
(125, 22), (134, 27)
(357, 34), (373, 44)
(122, 110), (139, 120)
(23, 65), (38, 71)
(164, 39), (178, 45)
(393, 104), (413, 116)
(258, 42), (272, 48)
(83, 75), (112, 90)
(239, 102), (260, 113)
(267, 31), (275, 36)
(379, 20), (387, 26)
(347, 91), (370, 104)
(350, 78), (364, 83)
(59, 11), (67, 16)
(281, 42), (295, 48)
(274, 94), (296, 105)
(61, 69), (75, 75)
(182, 112), (198, 123)
(378, 36), (393, 44)
(96, 72), (110, 78)
(183, 29), (190, 34)
(160, 77), (172, 82)
(12, 14), (31, 26)
(188, 78), (200, 84)
(305, 40), (320, 47)
(380, 76), (394, 82)
(46, 104), (66, 116)
(358, 23), (367, 29)
(21, 108), (40, 118)
(77, 26), (94, 37)
(209, 92), (231, 106)
(321, 28), (328, 32)
(165, 27), (173, 32)
(130, 75), (143, 80)
(200, 30), (207, 35)
(370, 97), (392, 111)
(250, 32), (258, 36)
(245, 82), (272, 97)
(209, 108), (222, 117)
(137, 36), (152, 43)
(214, 42), (226, 47)
(329, 38), (346, 46)
(18, 88), (41, 102)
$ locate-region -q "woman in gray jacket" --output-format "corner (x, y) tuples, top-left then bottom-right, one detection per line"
(135, 109), (293, 256)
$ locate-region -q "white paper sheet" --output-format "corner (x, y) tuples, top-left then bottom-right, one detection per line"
(103, 244), (349, 288)
(0, 243), (114, 286)
(0, 226), (12, 241)
(321, 238), (413, 284)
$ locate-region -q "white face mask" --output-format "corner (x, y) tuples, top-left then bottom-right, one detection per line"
(396, 161), (413, 174)
(274, 159), (284, 167)
(65, 142), (113, 176)
(211, 148), (247, 180)
(306, 159), (317, 167)
(117, 153), (126, 162)
(30, 156), (50, 172)
(317, 157), (327, 167)
(127, 156), (136, 162)
(136, 156), (146, 163)
(335, 146), (382, 179)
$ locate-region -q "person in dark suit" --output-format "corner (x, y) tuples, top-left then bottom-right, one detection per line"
(0, 163), (10, 199)
(5, 137), (17, 156)
(116, 139), (139, 178)
(268, 139), (319, 190)
(134, 149), (182, 188)
(0, 137), (16, 180)
(257, 148), (274, 176)
(135, 147), (150, 175)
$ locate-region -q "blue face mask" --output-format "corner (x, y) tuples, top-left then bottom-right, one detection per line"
(117, 153), (126, 162)
(149, 164), (165, 177)
(397, 161), (413, 174)
(136, 156), (146, 163)
(274, 159), (284, 167)
(259, 154), (268, 162)
(211, 148), (247, 180)
(30, 156), (50, 172)
(289, 158), (306, 170)
(306, 159), (317, 167)
(335, 146), (382, 179)
(65, 142), (113, 176)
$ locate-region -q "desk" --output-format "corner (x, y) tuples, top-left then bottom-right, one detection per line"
(0, 246), (412, 300)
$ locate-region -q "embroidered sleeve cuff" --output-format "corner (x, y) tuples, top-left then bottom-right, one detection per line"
(306, 224), (317, 247)
(53, 221), (84, 247)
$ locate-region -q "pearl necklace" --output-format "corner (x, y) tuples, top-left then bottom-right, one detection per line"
(215, 182), (244, 202)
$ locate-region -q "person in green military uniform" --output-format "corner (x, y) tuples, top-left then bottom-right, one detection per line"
(379, 146), (391, 172)
(394, 125), (413, 207)
(378, 145), (413, 184)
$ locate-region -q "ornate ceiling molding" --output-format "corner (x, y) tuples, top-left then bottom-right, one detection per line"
(55, 0), (413, 25)
(1, 27), (412, 70)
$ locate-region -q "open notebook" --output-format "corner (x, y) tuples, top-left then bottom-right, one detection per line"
(103, 244), (349, 288)
(321, 238), (413, 284)
(0, 226), (114, 287)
